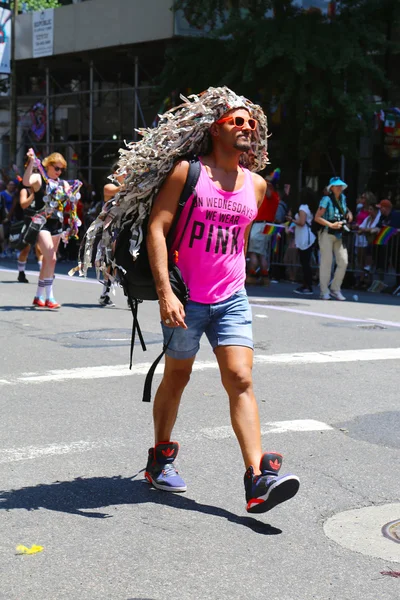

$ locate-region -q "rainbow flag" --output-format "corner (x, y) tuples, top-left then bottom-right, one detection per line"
(263, 223), (285, 235)
(271, 233), (281, 253)
(373, 226), (398, 245)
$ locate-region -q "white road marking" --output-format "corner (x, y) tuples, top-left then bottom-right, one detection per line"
(249, 300), (400, 328)
(255, 314), (269, 318)
(202, 419), (333, 440)
(0, 348), (399, 386)
(0, 420), (333, 464)
(0, 439), (126, 464)
(255, 347), (400, 365)
(324, 504), (400, 563)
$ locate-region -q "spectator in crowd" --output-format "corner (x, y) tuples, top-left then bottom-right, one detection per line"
(0, 180), (17, 256)
(0, 180), (16, 214)
(0, 189), (8, 256)
(314, 177), (353, 301)
(375, 199), (400, 295)
(355, 192), (369, 222)
(246, 180), (280, 285)
(283, 219), (299, 283)
(274, 187), (289, 224)
(376, 199), (400, 228)
(353, 191), (377, 286)
(288, 187), (318, 295)
(354, 201), (381, 289)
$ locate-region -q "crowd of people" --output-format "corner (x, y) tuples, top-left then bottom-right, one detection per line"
(246, 175), (400, 299)
(1, 158), (400, 304)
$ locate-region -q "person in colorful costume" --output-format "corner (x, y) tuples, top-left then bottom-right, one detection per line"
(81, 87), (300, 514)
(22, 149), (82, 309)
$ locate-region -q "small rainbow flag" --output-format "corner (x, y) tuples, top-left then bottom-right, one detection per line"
(263, 223), (285, 235)
(271, 233), (281, 253)
(373, 226), (398, 245)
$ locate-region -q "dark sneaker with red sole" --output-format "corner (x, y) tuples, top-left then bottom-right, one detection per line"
(244, 452), (300, 514)
(145, 441), (187, 493)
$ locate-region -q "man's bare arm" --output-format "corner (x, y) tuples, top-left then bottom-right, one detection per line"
(147, 160), (189, 328)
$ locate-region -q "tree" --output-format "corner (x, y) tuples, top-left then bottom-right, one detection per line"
(164, 0), (399, 183)
(18, 0), (61, 11)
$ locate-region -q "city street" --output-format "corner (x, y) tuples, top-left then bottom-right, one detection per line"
(0, 260), (399, 600)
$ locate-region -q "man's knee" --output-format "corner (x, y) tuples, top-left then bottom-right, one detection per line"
(163, 364), (192, 392)
(221, 366), (253, 395)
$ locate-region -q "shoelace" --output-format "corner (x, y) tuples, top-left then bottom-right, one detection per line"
(162, 464), (178, 477)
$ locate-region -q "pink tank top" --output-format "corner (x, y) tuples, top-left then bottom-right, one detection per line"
(171, 161), (258, 304)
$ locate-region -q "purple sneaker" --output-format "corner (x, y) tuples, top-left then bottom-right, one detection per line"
(244, 452), (300, 514)
(145, 441), (187, 493)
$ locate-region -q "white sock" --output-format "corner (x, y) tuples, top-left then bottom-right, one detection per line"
(36, 279), (45, 298)
(44, 278), (54, 299)
(17, 261), (27, 273)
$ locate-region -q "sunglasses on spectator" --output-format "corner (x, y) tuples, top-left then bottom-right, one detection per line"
(217, 116), (258, 130)
(52, 166), (63, 172)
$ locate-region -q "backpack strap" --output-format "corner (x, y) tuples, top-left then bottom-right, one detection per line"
(128, 296), (146, 369)
(142, 330), (174, 402)
(166, 157), (201, 246)
(329, 192), (347, 219)
(141, 157), (201, 402)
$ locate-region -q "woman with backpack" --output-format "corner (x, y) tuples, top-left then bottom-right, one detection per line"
(287, 187), (318, 295)
(314, 177), (353, 301)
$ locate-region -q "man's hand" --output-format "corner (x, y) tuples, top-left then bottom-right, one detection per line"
(330, 221), (343, 230)
(159, 291), (187, 329)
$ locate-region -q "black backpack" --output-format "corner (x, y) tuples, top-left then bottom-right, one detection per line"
(113, 157), (201, 400)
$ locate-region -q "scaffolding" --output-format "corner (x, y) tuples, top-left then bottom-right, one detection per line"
(0, 42), (165, 187)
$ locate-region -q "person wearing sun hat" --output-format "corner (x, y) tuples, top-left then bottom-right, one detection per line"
(314, 176), (353, 300)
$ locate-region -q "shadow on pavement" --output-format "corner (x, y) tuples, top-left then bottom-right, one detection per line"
(0, 305), (36, 311)
(0, 473), (282, 536)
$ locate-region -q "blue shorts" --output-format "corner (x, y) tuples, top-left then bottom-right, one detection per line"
(161, 288), (253, 360)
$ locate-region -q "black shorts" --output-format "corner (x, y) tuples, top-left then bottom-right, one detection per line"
(42, 218), (63, 236)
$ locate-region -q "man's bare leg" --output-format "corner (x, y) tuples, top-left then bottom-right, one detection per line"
(215, 344), (300, 513)
(153, 355), (196, 443)
(146, 355), (195, 493)
(215, 345), (263, 474)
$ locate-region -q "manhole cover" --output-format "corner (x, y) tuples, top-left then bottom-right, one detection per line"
(382, 519), (400, 543)
(35, 329), (163, 348)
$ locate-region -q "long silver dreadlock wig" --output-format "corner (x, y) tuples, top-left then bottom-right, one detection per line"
(77, 86), (269, 278)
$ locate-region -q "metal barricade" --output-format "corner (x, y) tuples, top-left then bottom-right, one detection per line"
(266, 229), (400, 287)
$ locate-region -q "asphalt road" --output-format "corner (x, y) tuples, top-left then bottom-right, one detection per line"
(0, 258), (399, 600)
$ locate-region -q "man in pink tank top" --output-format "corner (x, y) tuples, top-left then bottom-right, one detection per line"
(145, 96), (300, 514)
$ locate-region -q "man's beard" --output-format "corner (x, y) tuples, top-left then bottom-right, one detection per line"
(233, 137), (251, 152)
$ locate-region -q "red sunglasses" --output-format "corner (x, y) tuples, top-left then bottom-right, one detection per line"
(217, 115), (258, 130)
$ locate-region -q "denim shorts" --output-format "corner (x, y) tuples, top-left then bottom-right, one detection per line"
(161, 288), (253, 360)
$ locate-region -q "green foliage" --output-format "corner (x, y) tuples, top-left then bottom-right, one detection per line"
(16, 0), (61, 11)
(167, 0), (400, 171)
